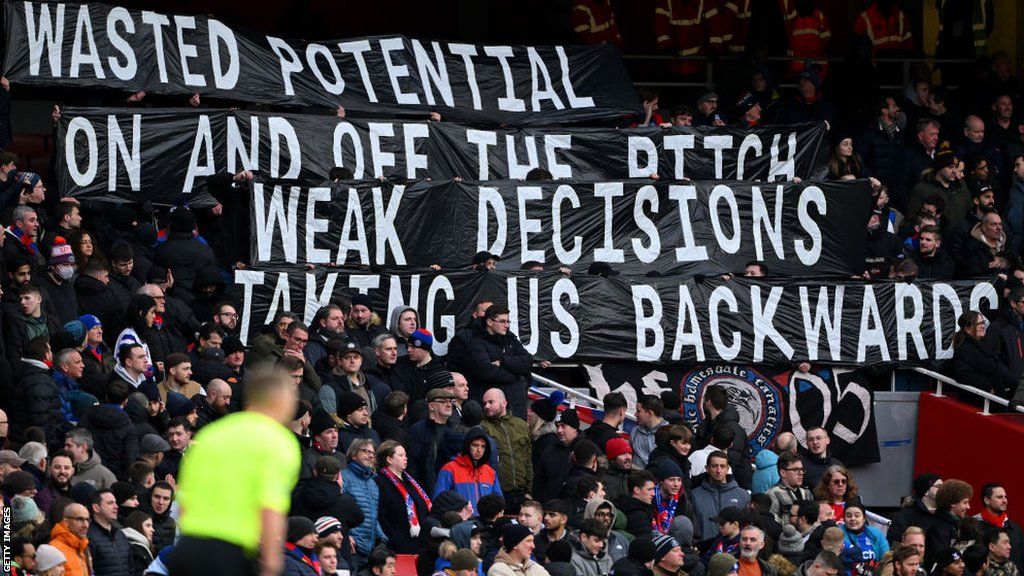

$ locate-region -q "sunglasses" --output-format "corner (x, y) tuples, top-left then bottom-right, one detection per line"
(832, 478), (848, 485)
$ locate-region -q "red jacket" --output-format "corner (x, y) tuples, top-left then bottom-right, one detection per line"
(853, 2), (914, 55)
(787, 8), (831, 76)
(572, 0), (624, 48)
(654, 0), (723, 75)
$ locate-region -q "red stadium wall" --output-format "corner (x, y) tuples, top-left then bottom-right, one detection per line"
(915, 393), (1024, 517)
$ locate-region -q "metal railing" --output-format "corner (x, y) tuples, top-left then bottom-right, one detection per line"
(912, 367), (1024, 416)
(530, 372), (637, 422)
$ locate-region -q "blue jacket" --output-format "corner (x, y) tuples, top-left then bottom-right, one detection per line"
(752, 450), (780, 494)
(842, 525), (890, 572)
(433, 428), (502, 511)
(342, 461), (387, 555)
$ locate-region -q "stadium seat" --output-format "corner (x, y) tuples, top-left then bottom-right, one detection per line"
(394, 554), (418, 576)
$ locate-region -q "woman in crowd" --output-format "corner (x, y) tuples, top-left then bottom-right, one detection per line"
(342, 438), (385, 569)
(814, 465), (861, 522)
(376, 440), (432, 553)
(647, 424), (693, 489)
(828, 135), (867, 180)
(952, 311), (1002, 394)
(67, 228), (100, 272)
(115, 294), (160, 373)
(123, 510), (155, 576)
(841, 503), (890, 575)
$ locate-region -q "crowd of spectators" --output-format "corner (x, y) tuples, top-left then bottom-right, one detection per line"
(0, 2), (1020, 576)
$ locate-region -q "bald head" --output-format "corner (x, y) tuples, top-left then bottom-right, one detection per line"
(482, 388), (508, 419)
(62, 502), (90, 537)
(965, 115), (985, 144)
(206, 379), (233, 414)
(775, 432), (797, 455)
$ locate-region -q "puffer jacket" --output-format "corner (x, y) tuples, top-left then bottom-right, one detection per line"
(10, 358), (65, 446)
(752, 450), (779, 494)
(691, 478), (751, 539)
(481, 412), (532, 493)
(342, 460), (386, 556)
(615, 494), (656, 539)
(434, 427), (502, 508)
(50, 521), (92, 576)
(87, 522), (134, 576)
(79, 403), (139, 479)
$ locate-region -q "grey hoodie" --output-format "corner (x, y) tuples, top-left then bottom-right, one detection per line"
(388, 305), (417, 356)
(582, 498), (629, 561)
(571, 539), (613, 576)
(691, 478), (750, 539)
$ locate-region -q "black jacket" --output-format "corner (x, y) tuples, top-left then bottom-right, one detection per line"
(108, 272), (142, 311)
(145, 502), (177, 552)
(87, 522), (134, 576)
(534, 436), (575, 504)
(925, 510), (961, 569)
(153, 232), (217, 302)
(447, 318), (533, 392)
(372, 410), (412, 447)
(38, 271), (80, 324)
(801, 451), (844, 489)
(856, 122), (906, 203)
(75, 274), (125, 344)
(80, 404), (140, 480)
(985, 308), (1024, 396)
(583, 421), (620, 452)
(912, 249), (956, 280)
(290, 476), (365, 536)
(364, 359), (420, 398)
(975, 514), (1024, 572)
(615, 494), (656, 539)
(888, 497), (937, 545)
(3, 309), (62, 366)
(695, 405), (753, 490)
(953, 336), (1004, 395)
(10, 359), (65, 446)
(376, 471), (431, 553)
(80, 346), (114, 400)
(407, 418), (461, 494)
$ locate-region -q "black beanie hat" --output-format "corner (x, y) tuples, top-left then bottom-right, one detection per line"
(912, 473), (941, 500)
(502, 523), (532, 551)
(287, 516), (316, 543)
(629, 538), (657, 563)
(309, 408), (336, 437)
(337, 392), (368, 419)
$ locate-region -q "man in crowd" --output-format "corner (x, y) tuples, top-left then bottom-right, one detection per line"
(366, 333), (417, 397)
(615, 470), (656, 539)
(155, 417), (192, 480)
(584, 392), (627, 452)
(536, 409), (581, 503)
(975, 484), (1024, 571)
(347, 294), (387, 347)
(630, 395), (669, 468)
(985, 288), (1024, 398)
(194, 379), (232, 430)
(908, 150), (972, 227)
(696, 385), (752, 489)
(49, 502), (92, 576)
(249, 320), (322, 402)
(408, 387), (457, 493)
(449, 305), (533, 418)
(481, 388), (532, 508)
(905, 118), (942, 196)
(912, 226), (956, 279)
(603, 438), (633, 502)
(300, 408), (343, 479)
(535, 499), (571, 562)
(801, 427), (843, 488)
(87, 488), (133, 575)
(651, 533), (687, 576)
(65, 428), (117, 489)
(305, 303), (349, 367)
(960, 211), (1011, 277)
(767, 453), (814, 524)
(985, 530), (1017, 576)
(858, 95), (906, 204)
(571, 518), (613, 576)
(692, 451), (750, 539)
(336, 391), (380, 453)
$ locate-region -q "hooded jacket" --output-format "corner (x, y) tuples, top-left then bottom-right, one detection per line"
(50, 521), (92, 576)
(691, 478), (751, 540)
(571, 537), (614, 576)
(629, 418), (669, 468)
(435, 427), (502, 508)
(153, 230), (216, 302)
(75, 274), (125, 343)
(481, 412), (532, 493)
(71, 450), (117, 490)
(753, 450), (780, 494)
(79, 403), (140, 479)
(388, 305), (417, 356)
(342, 460), (386, 555)
(583, 498), (629, 561)
(488, 549), (549, 576)
(122, 526), (154, 576)
(10, 358), (66, 447)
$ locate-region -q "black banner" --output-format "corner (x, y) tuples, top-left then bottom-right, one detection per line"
(428, 121), (830, 181)
(4, 2), (639, 125)
(249, 179), (873, 277)
(234, 268), (997, 367)
(583, 362), (880, 465)
(56, 108), (830, 206)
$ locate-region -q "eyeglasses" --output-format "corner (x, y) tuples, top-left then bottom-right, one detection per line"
(831, 478), (848, 485)
(359, 448), (376, 455)
(219, 312), (239, 319)
(489, 318), (511, 325)
(785, 468), (805, 473)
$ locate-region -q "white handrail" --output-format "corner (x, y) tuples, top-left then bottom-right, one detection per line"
(912, 367), (1024, 415)
(530, 372), (638, 422)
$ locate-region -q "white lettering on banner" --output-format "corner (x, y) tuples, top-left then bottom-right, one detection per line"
(477, 186), (507, 257)
(584, 364), (640, 414)
(139, 11), (171, 83)
(709, 184), (741, 254)
(507, 276), (540, 354)
(65, 116), (98, 186)
(106, 7), (137, 81)
(268, 117), (300, 178)
(70, 4), (104, 79)
(403, 123), (430, 179)
(856, 286), (890, 362)
(173, 15), (205, 87)
(226, 116), (259, 173)
(751, 185), (785, 261)
(736, 134), (761, 180)
(380, 37), (420, 106)
(671, 285), (705, 362)
(266, 36), (302, 96)
(552, 185), (582, 263)
(769, 132), (798, 182)
(252, 183), (299, 263)
(670, 185), (708, 262)
(25, 2), (66, 77)
(234, 269), (265, 345)
(337, 39), (377, 102)
(551, 278), (579, 357)
(795, 186), (825, 265)
(448, 43), (482, 110)
(527, 47), (565, 111)
(386, 274), (421, 322)
(332, 122), (365, 178)
(304, 187), (332, 264)
(543, 135), (572, 179)
(556, 47), (595, 109)
(631, 285), (663, 362)
(372, 186), (407, 265)
(895, 283), (927, 360)
(593, 182), (625, 262)
(932, 283), (962, 360)
(306, 43), (345, 95)
(632, 185), (660, 264)
(751, 285), (793, 362)
(107, 113), (141, 191)
(208, 18), (238, 89)
(183, 114), (215, 192)
(368, 123), (397, 178)
(411, 40), (454, 107)
(484, 46), (526, 112)
(467, 130), (497, 180)
(304, 272), (338, 323)
(426, 275), (456, 354)
(709, 286), (740, 361)
(518, 186), (545, 263)
(507, 135), (539, 179)
(663, 134), (695, 178)
(703, 135), (732, 179)
(336, 188), (370, 265)
(799, 286), (843, 362)
(628, 136), (658, 177)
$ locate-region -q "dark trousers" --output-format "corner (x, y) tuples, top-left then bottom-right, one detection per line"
(168, 537), (257, 576)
